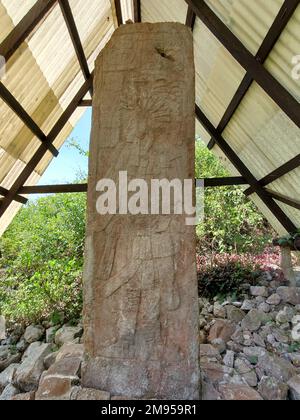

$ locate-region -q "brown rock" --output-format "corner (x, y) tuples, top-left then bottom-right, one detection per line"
(287, 375), (300, 400)
(14, 342), (51, 392)
(219, 384), (263, 400)
(56, 343), (84, 362)
(72, 387), (110, 400)
(46, 357), (81, 378)
(35, 375), (75, 401)
(208, 320), (236, 344)
(258, 377), (288, 400)
(277, 287), (300, 305)
(11, 392), (35, 401)
(201, 362), (233, 383)
(82, 23), (199, 400)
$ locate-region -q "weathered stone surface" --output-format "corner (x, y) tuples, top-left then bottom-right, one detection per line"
(250, 286), (268, 297)
(0, 363), (19, 392)
(241, 309), (262, 332)
(258, 353), (297, 382)
(219, 384), (263, 400)
(11, 392), (35, 401)
(201, 362), (233, 384)
(266, 293), (281, 306)
(55, 325), (82, 346)
(0, 384), (19, 400)
(47, 357), (81, 379)
(258, 376), (288, 400)
(223, 351), (235, 368)
(71, 387), (110, 401)
(44, 352), (58, 370)
(82, 23), (198, 400)
(46, 327), (58, 344)
(24, 325), (44, 344)
(35, 375), (76, 401)
(277, 287), (300, 305)
(226, 306), (245, 323)
(201, 378), (221, 400)
(200, 344), (222, 363)
(288, 375), (300, 400)
(14, 342), (51, 392)
(0, 316), (5, 340)
(208, 320), (235, 344)
(0, 352), (21, 373)
(56, 343), (84, 362)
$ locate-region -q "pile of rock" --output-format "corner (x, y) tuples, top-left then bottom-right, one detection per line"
(0, 322), (139, 400)
(199, 270), (300, 400)
(0, 323), (92, 400)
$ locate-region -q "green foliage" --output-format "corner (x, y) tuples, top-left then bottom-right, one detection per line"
(198, 257), (260, 300)
(0, 193), (86, 325)
(195, 140), (273, 254)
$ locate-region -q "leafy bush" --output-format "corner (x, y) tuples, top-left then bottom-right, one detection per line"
(198, 254), (260, 300)
(0, 193), (86, 325)
(195, 140), (273, 254)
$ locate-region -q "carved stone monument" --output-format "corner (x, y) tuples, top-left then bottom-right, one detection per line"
(82, 23), (199, 400)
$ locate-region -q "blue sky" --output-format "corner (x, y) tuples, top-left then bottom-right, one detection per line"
(38, 109), (92, 185)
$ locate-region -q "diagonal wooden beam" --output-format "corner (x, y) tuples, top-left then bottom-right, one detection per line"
(267, 189), (300, 211)
(20, 183), (87, 195)
(78, 99), (92, 107)
(133, 0), (141, 23)
(0, 186), (27, 205)
(0, 82), (58, 157)
(185, 6), (196, 30)
(186, 0), (300, 131)
(207, 0), (299, 149)
(58, 0), (93, 97)
(114, 0), (123, 26)
(245, 153), (300, 197)
(202, 177), (247, 188)
(0, 75), (93, 217)
(0, 0), (57, 62)
(195, 104), (297, 232)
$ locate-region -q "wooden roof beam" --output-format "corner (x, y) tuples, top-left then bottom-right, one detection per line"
(59, 0), (93, 97)
(20, 183), (87, 195)
(195, 104), (297, 233)
(133, 0), (141, 23)
(186, 6), (196, 30)
(245, 153), (300, 196)
(0, 186), (27, 205)
(115, 0), (123, 26)
(186, 0), (300, 136)
(0, 0), (57, 62)
(0, 75), (93, 217)
(207, 0), (299, 149)
(0, 82), (59, 157)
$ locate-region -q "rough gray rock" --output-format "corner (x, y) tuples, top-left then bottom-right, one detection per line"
(287, 375), (300, 400)
(277, 287), (300, 305)
(0, 363), (19, 393)
(241, 309), (262, 332)
(266, 294), (281, 306)
(258, 353), (297, 382)
(46, 327), (58, 344)
(250, 286), (268, 298)
(258, 376), (288, 400)
(55, 326), (83, 346)
(0, 384), (19, 400)
(14, 342), (52, 392)
(24, 325), (44, 344)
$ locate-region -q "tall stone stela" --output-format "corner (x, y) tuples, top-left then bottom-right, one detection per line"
(82, 23), (199, 400)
